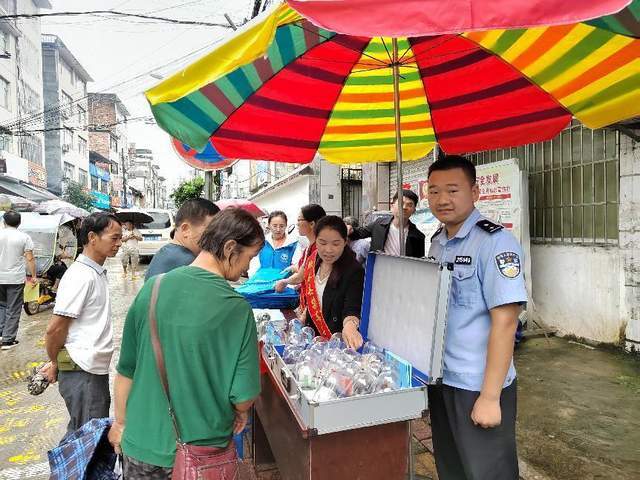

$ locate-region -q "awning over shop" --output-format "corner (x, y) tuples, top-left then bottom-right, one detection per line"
(0, 175), (59, 202)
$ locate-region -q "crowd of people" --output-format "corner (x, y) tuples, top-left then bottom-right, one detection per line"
(0, 155), (527, 479)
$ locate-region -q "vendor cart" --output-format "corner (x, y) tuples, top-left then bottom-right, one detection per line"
(253, 253), (452, 479)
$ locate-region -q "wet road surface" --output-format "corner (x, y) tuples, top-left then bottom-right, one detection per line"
(0, 258), (145, 479)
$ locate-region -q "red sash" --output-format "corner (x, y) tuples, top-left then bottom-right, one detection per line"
(301, 251), (332, 338)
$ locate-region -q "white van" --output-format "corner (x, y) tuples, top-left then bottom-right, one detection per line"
(138, 209), (175, 259)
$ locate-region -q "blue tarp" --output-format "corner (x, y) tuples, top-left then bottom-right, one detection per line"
(236, 268), (299, 309)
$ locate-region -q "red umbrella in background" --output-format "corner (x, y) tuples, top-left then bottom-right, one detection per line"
(215, 199), (266, 217)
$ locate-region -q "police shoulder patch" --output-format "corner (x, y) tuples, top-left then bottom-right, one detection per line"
(431, 225), (444, 241)
(495, 252), (521, 278)
(476, 219), (504, 234)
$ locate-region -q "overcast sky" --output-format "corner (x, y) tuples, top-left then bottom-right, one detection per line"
(41, 0), (256, 189)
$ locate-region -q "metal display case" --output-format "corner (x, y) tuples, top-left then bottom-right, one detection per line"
(262, 253), (452, 435)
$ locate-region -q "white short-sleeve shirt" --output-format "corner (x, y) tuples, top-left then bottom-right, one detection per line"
(53, 254), (113, 375)
(384, 223), (401, 256)
(0, 227), (34, 284)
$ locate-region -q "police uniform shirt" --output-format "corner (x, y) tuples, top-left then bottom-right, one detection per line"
(428, 208), (527, 392)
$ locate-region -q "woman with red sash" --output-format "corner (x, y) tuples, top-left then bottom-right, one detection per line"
(274, 204), (326, 292)
(300, 216), (364, 349)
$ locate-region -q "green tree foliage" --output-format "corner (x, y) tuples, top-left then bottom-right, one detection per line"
(63, 180), (94, 211)
(170, 176), (205, 208)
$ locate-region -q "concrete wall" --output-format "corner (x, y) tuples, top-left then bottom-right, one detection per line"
(530, 244), (624, 343)
(620, 134), (640, 352)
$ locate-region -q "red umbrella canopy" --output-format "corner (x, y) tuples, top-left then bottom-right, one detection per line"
(286, 0), (633, 37)
(215, 199), (266, 217)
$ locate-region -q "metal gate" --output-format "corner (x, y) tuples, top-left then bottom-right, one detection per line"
(341, 167), (362, 221)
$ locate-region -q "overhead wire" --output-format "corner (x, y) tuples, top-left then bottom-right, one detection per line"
(0, 10), (237, 28)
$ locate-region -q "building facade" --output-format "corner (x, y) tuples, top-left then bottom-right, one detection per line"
(88, 93), (130, 208)
(0, 0), (51, 190)
(41, 34), (92, 196)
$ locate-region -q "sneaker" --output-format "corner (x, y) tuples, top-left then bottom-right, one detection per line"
(1, 340), (19, 350)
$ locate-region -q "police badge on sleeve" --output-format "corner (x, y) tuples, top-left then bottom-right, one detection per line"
(495, 252), (521, 278)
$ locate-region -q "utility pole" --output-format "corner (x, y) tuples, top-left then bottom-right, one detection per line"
(121, 149), (128, 207)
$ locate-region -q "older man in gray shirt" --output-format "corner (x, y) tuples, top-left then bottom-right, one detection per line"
(0, 210), (36, 350)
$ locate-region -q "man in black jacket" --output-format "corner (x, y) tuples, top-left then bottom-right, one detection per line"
(348, 189), (425, 258)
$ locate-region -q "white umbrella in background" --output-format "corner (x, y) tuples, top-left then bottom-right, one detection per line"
(36, 199), (90, 218)
(0, 194), (37, 211)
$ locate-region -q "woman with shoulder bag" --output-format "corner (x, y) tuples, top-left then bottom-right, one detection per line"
(108, 208), (265, 479)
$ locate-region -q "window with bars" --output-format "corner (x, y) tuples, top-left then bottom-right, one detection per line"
(468, 121), (619, 245)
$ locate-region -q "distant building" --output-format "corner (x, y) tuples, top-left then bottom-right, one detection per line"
(41, 34), (92, 196)
(88, 93), (130, 208)
(128, 145), (167, 209)
(0, 0), (51, 193)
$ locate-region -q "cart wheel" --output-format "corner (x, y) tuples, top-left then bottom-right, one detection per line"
(23, 302), (40, 316)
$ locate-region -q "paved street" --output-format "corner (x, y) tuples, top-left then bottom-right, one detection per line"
(1, 257), (639, 480)
(0, 258), (145, 480)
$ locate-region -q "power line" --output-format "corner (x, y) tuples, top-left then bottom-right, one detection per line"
(1, 35), (226, 132)
(0, 10), (239, 28)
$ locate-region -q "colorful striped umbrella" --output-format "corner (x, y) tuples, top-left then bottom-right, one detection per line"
(146, 2), (639, 166)
(171, 137), (238, 171)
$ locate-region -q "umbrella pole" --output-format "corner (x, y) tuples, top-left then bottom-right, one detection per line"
(393, 37), (418, 480)
(391, 38), (406, 256)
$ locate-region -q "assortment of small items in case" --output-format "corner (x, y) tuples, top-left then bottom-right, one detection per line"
(260, 253), (453, 435)
(273, 321), (413, 402)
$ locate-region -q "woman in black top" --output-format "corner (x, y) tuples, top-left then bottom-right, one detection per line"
(300, 215), (364, 349)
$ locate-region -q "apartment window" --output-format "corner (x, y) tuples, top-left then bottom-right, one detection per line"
(63, 162), (75, 180)
(90, 175), (98, 190)
(110, 135), (118, 152)
(100, 178), (108, 194)
(77, 105), (86, 126)
(468, 121), (619, 245)
(78, 168), (88, 187)
(0, 31), (8, 53)
(78, 136), (87, 156)
(62, 127), (73, 152)
(0, 133), (11, 152)
(111, 162), (119, 175)
(61, 91), (73, 119)
(60, 61), (73, 86)
(0, 76), (9, 109)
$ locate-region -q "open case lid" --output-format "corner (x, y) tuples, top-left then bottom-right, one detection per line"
(359, 253), (452, 385)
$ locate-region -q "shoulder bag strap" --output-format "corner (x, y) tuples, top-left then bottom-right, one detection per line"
(148, 274), (183, 443)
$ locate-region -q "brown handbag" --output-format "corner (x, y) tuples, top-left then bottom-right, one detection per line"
(148, 275), (239, 480)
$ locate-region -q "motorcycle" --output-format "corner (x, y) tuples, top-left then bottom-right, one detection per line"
(18, 212), (77, 316)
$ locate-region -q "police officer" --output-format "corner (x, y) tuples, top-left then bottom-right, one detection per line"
(426, 155), (527, 480)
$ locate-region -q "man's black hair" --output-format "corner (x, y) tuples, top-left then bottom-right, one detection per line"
(175, 198), (220, 227)
(391, 189), (419, 207)
(301, 204), (326, 223)
(78, 212), (121, 246)
(3, 210), (21, 227)
(427, 154), (476, 185)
